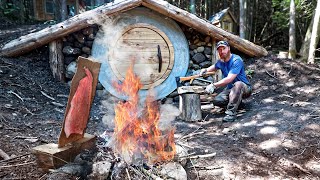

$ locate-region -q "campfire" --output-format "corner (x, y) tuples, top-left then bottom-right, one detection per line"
(111, 64), (176, 165)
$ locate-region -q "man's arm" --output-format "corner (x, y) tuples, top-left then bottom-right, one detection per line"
(206, 64), (217, 72)
(213, 73), (237, 88)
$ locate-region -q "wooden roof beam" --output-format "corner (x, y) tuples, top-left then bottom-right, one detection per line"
(0, 0), (142, 57)
(142, 0), (268, 57)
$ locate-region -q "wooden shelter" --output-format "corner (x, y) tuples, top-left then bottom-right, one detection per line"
(0, 0), (268, 100)
(209, 8), (237, 34)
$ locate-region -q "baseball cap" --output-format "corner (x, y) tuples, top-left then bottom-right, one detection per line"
(216, 41), (229, 49)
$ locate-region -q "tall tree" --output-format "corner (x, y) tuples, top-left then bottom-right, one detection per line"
(288, 0), (296, 59)
(190, 0), (196, 14)
(54, 0), (67, 21)
(239, 0), (247, 39)
(308, 0), (320, 64)
(299, 12), (315, 60)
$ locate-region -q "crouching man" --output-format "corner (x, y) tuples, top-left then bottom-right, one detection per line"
(199, 40), (252, 122)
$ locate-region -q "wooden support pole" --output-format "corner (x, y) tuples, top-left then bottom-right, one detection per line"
(49, 39), (66, 82)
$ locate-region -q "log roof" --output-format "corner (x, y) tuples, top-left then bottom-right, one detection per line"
(0, 0), (268, 57)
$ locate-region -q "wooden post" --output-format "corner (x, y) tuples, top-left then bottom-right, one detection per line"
(49, 39), (66, 82)
(178, 86), (204, 121)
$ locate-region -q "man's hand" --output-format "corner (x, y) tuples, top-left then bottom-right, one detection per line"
(199, 68), (207, 76)
(205, 83), (216, 94)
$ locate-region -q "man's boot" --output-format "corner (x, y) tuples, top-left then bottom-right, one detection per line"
(223, 104), (237, 122)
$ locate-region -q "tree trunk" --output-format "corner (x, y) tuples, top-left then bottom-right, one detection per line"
(299, 13), (315, 60)
(54, 0), (68, 21)
(288, 0), (296, 59)
(190, 0), (196, 14)
(19, 0), (25, 23)
(308, 0), (320, 64)
(239, 0), (247, 39)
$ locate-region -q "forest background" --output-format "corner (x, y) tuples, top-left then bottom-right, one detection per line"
(0, 0), (318, 62)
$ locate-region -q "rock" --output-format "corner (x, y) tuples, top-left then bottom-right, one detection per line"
(85, 40), (93, 47)
(192, 53), (206, 64)
(73, 33), (85, 44)
(64, 56), (76, 65)
(188, 60), (193, 68)
(189, 44), (197, 50)
(189, 51), (195, 57)
(63, 46), (81, 55)
(160, 162), (187, 180)
(56, 163), (91, 179)
(47, 172), (76, 180)
(196, 46), (205, 53)
(175, 145), (188, 166)
(192, 64), (200, 70)
(205, 54), (212, 59)
(82, 47), (91, 54)
(89, 161), (112, 179)
(66, 61), (77, 79)
(199, 61), (212, 68)
(87, 34), (95, 41)
(66, 35), (75, 42)
(204, 36), (211, 43)
(81, 54), (88, 58)
(204, 46), (212, 55)
(82, 27), (94, 35)
(73, 41), (83, 48)
(96, 82), (104, 90)
(196, 41), (206, 46)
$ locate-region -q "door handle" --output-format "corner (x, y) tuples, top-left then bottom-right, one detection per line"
(157, 45), (162, 73)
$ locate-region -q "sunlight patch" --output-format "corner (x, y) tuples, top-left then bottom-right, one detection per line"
(305, 160), (320, 173)
(262, 98), (274, 103)
(259, 139), (281, 150)
(260, 126), (278, 135)
(243, 120), (257, 127)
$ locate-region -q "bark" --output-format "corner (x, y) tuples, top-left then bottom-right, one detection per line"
(308, 0), (320, 64)
(288, 0), (296, 59)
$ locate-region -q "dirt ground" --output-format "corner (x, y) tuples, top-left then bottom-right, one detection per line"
(1, 23), (320, 179)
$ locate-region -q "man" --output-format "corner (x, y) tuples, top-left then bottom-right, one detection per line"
(199, 40), (252, 122)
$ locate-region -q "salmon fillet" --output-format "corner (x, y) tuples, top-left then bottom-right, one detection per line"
(64, 67), (93, 138)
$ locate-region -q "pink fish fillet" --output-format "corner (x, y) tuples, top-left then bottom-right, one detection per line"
(64, 68), (93, 138)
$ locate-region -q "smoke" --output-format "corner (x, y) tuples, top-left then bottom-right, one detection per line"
(159, 104), (180, 131)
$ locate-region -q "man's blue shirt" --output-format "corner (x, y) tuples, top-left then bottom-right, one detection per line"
(215, 54), (250, 89)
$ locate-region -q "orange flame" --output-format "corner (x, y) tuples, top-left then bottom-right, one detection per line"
(113, 64), (176, 165)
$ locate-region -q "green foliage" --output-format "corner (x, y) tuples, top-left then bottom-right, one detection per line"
(0, 2), (21, 20)
(272, 0), (316, 31)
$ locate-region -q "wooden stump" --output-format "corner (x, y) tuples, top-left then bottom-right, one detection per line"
(31, 133), (96, 172)
(178, 86), (204, 121)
